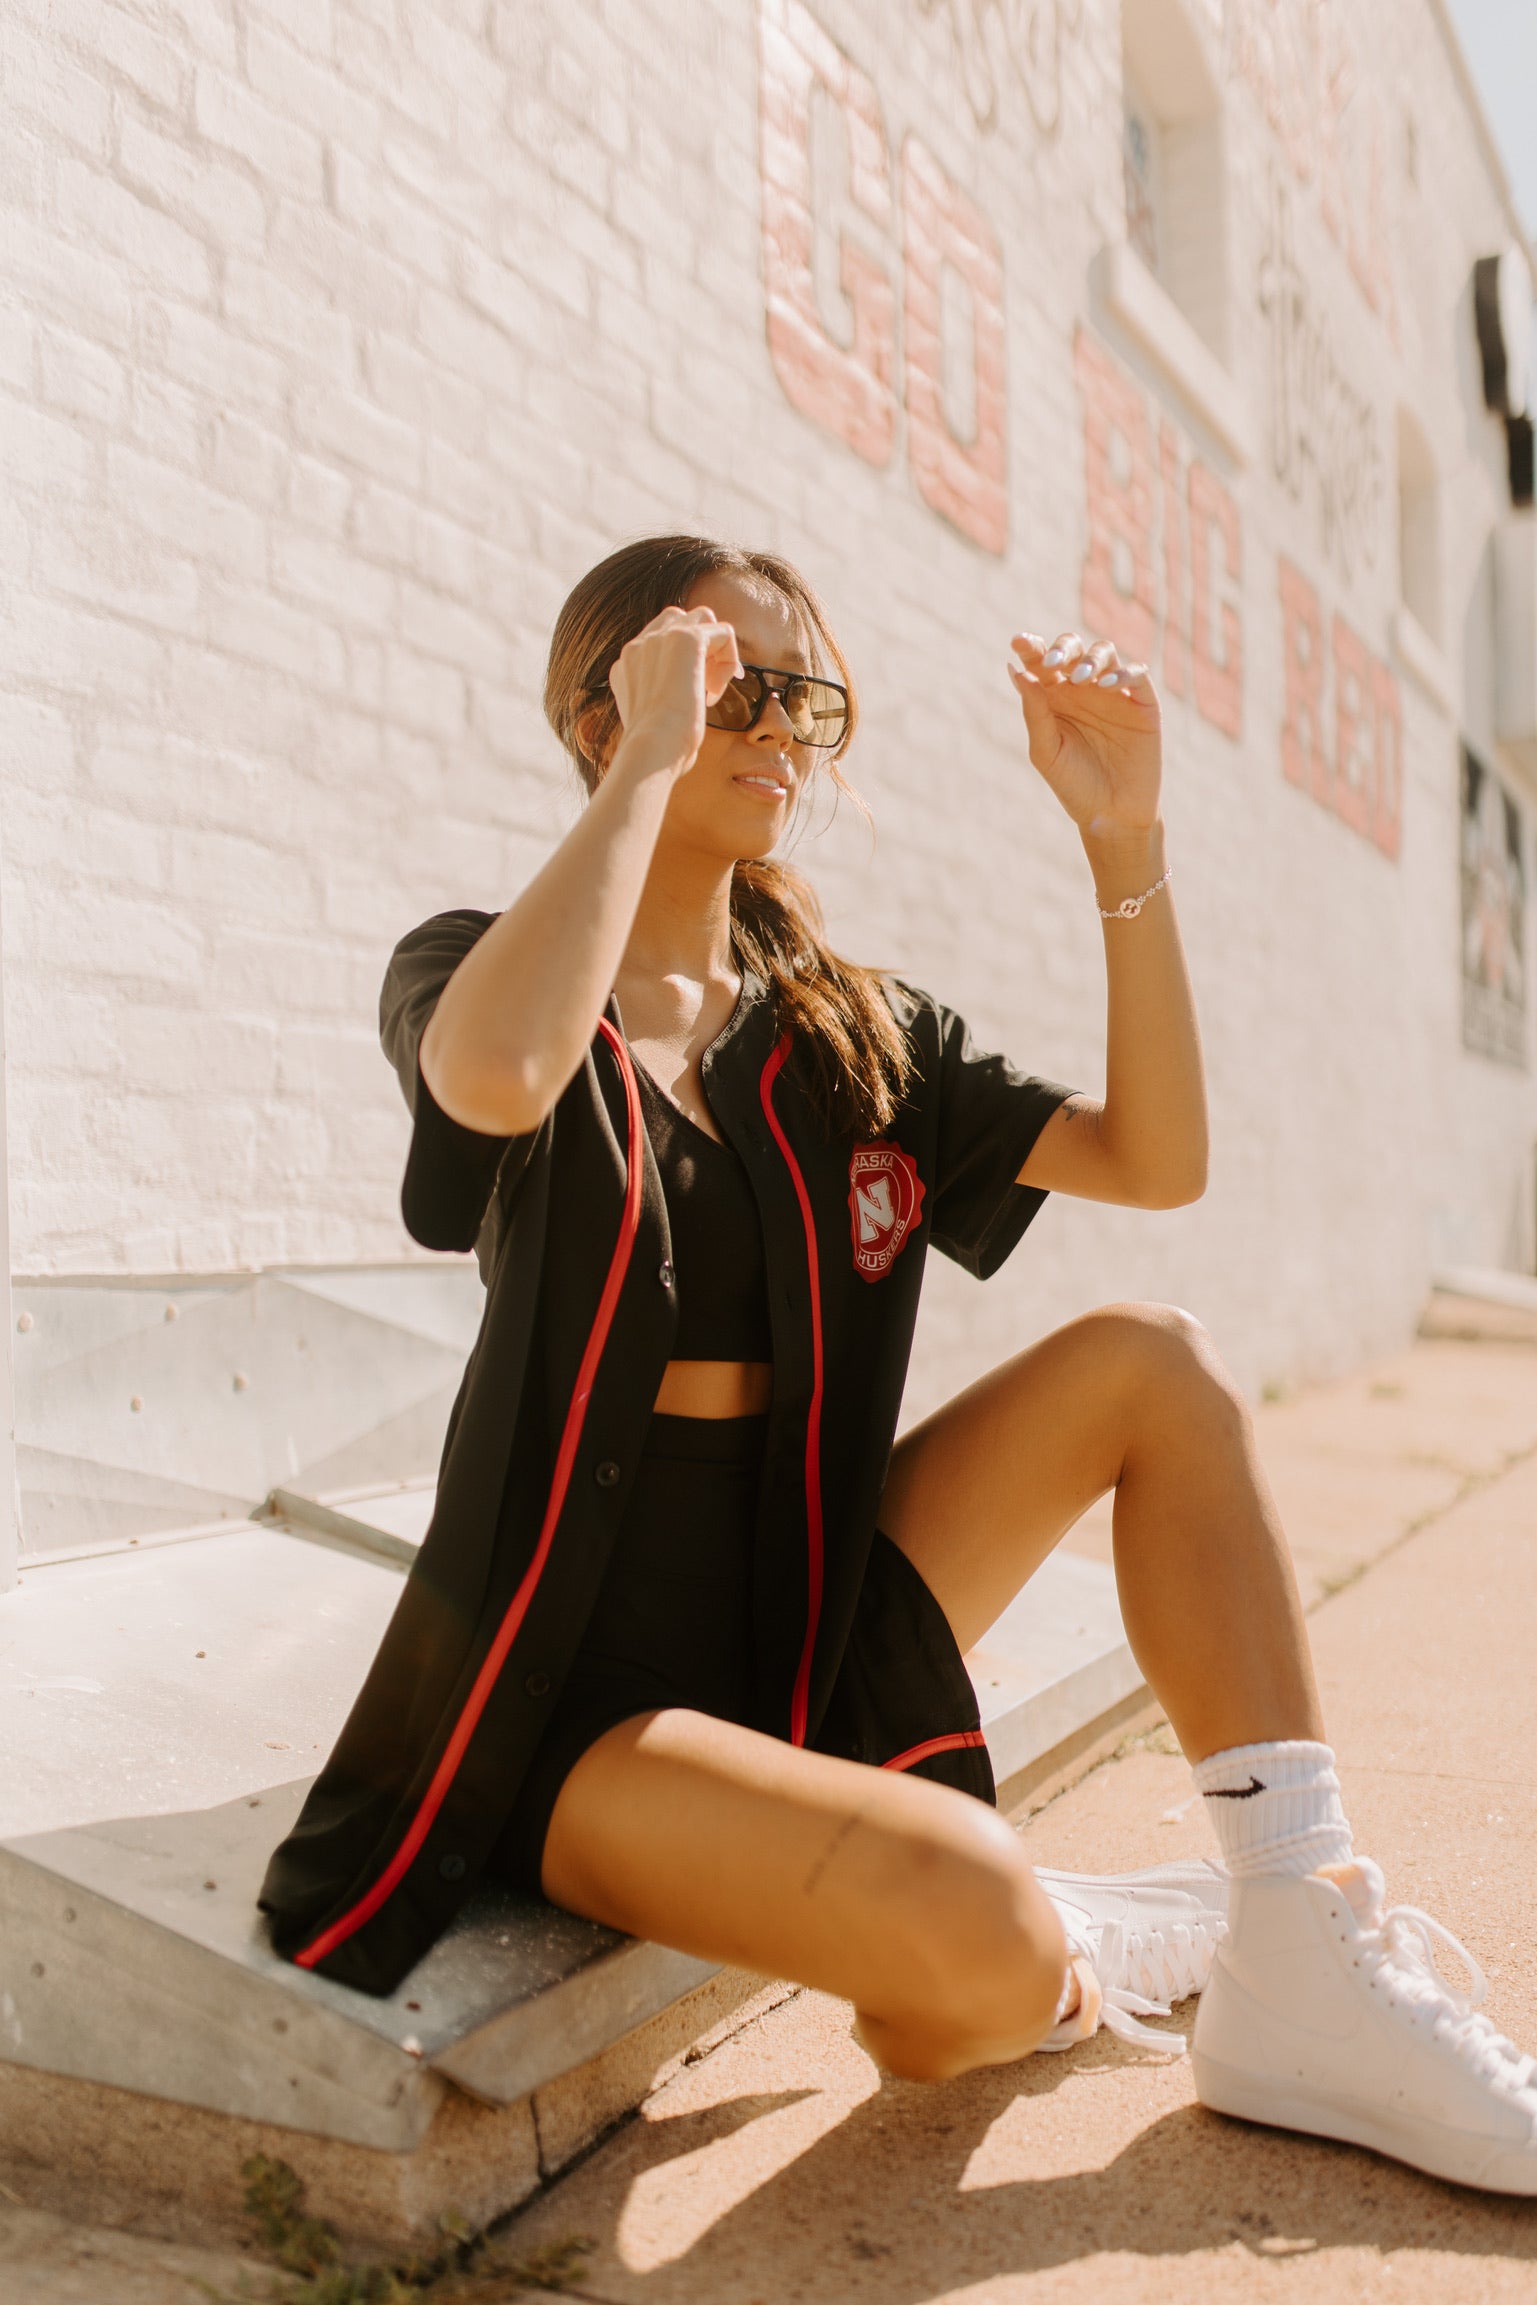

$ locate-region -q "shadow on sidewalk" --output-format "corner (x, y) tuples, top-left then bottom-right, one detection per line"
(553, 2049), (1537, 2299)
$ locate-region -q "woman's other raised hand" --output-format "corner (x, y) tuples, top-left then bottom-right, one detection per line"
(1007, 632), (1162, 843)
(607, 606), (745, 778)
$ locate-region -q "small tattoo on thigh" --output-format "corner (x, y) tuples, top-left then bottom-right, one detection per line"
(801, 1804), (868, 1899)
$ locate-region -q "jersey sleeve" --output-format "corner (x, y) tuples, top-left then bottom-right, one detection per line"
(901, 986), (1078, 1280)
(379, 910), (537, 1254)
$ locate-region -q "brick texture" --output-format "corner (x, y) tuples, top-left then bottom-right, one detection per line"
(0, 0), (1532, 1411)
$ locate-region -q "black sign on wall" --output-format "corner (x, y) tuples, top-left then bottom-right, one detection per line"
(1473, 251), (1534, 509)
(1461, 742), (1528, 1066)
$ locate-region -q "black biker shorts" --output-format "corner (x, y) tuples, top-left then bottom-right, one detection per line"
(487, 1410), (994, 1895)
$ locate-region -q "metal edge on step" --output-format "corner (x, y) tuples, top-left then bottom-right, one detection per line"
(0, 1844), (445, 2152)
(430, 1936), (721, 2107)
(13, 1515), (260, 1574)
(260, 1489), (418, 1568)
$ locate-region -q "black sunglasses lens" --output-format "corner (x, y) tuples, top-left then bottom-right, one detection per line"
(786, 678), (847, 746)
(706, 668), (847, 745)
(707, 671), (761, 732)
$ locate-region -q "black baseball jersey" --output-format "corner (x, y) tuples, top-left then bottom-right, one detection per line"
(258, 909), (1075, 1994)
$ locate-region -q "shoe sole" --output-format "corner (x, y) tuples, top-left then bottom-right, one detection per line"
(1192, 2050), (1537, 2196)
(1036, 1864), (1228, 2002)
(1035, 1862), (1226, 1892)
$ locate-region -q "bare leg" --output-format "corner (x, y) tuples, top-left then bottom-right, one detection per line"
(540, 1708), (1068, 2082)
(878, 1302), (1322, 1760)
(541, 1303), (1313, 2086)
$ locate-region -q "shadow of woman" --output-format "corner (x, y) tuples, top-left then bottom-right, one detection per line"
(529, 2041), (1537, 2301)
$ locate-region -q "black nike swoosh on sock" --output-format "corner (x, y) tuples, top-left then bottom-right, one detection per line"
(1203, 1776), (1266, 1799)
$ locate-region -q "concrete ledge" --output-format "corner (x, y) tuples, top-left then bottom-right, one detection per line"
(1429, 1265), (1537, 1313)
(0, 1968), (781, 2256)
(266, 1487), (1145, 1815)
(0, 1777), (751, 2139)
(1, 1505), (1143, 2253)
(996, 1683), (1165, 1820)
(1421, 1269), (1537, 1346)
(11, 1265), (483, 1565)
(971, 1550), (1143, 1785)
(0, 2052), (540, 2257)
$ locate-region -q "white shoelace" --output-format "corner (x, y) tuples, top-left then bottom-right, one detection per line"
(1046, 1910), (1226, 2055)
(1362, 1900), (1537, 2107)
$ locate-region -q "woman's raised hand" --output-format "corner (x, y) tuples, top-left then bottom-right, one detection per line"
(1007, 632), (1162, 841)
(607, 606), (745, 775)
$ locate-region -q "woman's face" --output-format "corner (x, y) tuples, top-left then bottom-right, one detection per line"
(660, 569), (819, 866)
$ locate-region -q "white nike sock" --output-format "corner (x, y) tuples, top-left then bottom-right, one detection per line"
(1192, 1739), (1353, 1878)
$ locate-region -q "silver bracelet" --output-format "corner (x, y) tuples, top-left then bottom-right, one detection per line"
(1097, 863), (1172, 921)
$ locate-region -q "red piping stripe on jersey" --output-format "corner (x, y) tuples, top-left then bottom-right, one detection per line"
(759, 1034), (823, 1748)
(881, 1729), (988, 1774)
(295, 1020), (643, 1972)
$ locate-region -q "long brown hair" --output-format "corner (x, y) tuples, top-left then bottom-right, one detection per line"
(543, 535), (913, 1138)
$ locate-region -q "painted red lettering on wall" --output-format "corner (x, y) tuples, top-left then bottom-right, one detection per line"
(1073, 328), (1243, 743)
(1159, 420), (1188, 700)
(758, 0), (897, 467)
(1278, 555), (1401, 861)
(1230, 0), (1399, 345)
(1331, 614), (1373, 839)
(1369, 660), (1403, 860)
(756, 0), (1007, 555)
(1189, 461), (1242, 740)
(1278, 555), (1327, 797)
(901, 136), (1007, 554)
(1074, 329), (1157, 669)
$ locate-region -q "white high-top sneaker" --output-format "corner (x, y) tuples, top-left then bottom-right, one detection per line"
(1035, 1859), (1230, 2054)
(1192, 1858), (1537, 2193)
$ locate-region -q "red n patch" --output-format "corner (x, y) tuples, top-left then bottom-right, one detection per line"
(848, 1141), (925, 1281)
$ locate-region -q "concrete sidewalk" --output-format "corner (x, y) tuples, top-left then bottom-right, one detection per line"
(2, 1331), (1535, 2301)
(492, 1333), (1537, 2305)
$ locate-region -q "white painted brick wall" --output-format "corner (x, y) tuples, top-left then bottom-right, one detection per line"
(0, 0), (1532, 1415)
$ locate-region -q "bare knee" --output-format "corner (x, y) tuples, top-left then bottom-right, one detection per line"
(860, 1810), (1067, 2082)
(1093, 1301), (1248, 1433)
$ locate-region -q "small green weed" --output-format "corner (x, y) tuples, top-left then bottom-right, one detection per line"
(1315, 1560), (1367, 1601)
(235, 2157), (590, 2304)
(474, 2237), (591, 2294)
(1115, 1719), (1180, 1761)
(244, 2156), (346, 2284)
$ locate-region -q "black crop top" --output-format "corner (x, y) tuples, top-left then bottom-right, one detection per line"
(636, 1066), (773, 1361)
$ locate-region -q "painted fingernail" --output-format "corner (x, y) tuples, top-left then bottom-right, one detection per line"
(1070, 660), (1095, 683)
(1097, 669), (1123, 687)
(1041, 648), (1064, 668)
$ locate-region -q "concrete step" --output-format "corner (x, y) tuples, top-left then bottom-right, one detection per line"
(264, 1477), (1146, 1792)
(0, 1512), (1143, 2248)
(1, 1776), (720, 2147)
(12, 1264), (484, 1564)
(1421, 1266), (1537, 1346)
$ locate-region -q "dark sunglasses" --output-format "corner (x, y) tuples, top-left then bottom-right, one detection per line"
(705, 663), (849, 749)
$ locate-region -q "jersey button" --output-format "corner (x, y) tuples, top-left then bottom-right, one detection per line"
(437, 1854), (466, 1883)
(524, 1671), (551, 1699)
(658, 1259), (674, 1289)
(594, 1458), (621, 1488)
